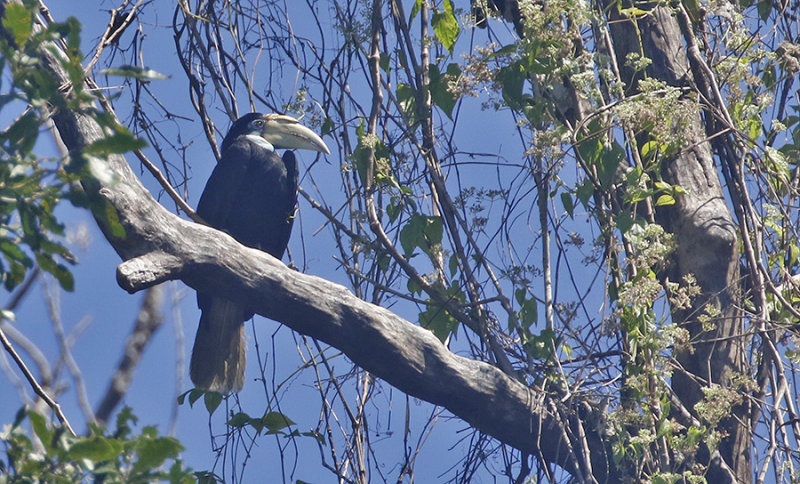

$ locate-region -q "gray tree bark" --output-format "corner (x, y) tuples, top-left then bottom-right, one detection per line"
(606, 6), (751, 482)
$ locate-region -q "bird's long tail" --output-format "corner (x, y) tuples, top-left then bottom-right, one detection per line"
(190, 297), (247, 392)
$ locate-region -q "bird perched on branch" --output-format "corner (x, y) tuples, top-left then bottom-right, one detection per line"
(191, 113), (329, 392)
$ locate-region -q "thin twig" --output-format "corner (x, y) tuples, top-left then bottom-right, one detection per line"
(0, 324), (77, 436)
(43, 279), (96, 427)
(132, 149), (204, 223)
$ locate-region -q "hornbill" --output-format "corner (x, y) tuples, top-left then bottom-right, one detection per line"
(191, 113), (329, 392)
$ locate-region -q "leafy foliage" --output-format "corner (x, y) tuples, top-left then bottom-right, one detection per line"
(0, 1), (143, 292)
(0, 407), (192, 483)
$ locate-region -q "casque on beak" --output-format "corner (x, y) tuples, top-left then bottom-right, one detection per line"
(259, 114), (330, 154)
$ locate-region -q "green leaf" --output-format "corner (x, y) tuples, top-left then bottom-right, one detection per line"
(187, 388), (205, 406)
(227, 412), (251, 428)
(681, 0), (702, 25)
(351, 121), (393, 186)
(262, 412), (295, 432)
(40, 239), (76, 264)
(428, 63), (461, 118)
(399, 214), (443, 258)
(60, 16), (83, 52)
(496, 62), (526, 110)
(640, 140), (660, 159)
(653, 180), (671, 191)
(68, 435), (123, 462)
(396, 83), (417, 125)
(28, 411), (52, 449)
(488, 44), (517, 60)
(5, 259), (26, 290)
(788, 244), (799, 268)
(302, 430), (325, 444)
(432, 0), (459, 53)
(597, 141), (624, 187)
(748, 114), (763, 141)
(84, 131), (146, 156)
(756, 0), (772, 20)
(115, 406), (137, 438)
(386, 200), (401, 223)
(523, 328), (558, 361)
(448, 253), (459, 277)
(0, 112), (40, 154)
(176, 390), (190, 405)
(19, 204), (40, 251)
(519, 298), (537, 328)
(91, 198), (126, 239)
(204, 391), (223, 415)
(321, 117), (335, 136)
(12, 406), (26, 428)
(619, 6), (652, 16)
(100, 65), (170, 80)
(577, 135), (601, 164)
(133, 435), (184, 474)
(36, 253), (74, 291)
(514, 287), (526, 305)
(655, 194), (675, 206)
(409, 0), (424, 23)
(407, 277), (423, 295)
(419, 303), (458, 342)
(515, 288), (537, 328)
(560, 192), (574, 217)
(0, 240), (33, 267)
(762, 65), (777, 90)
(576, 179), (594, 208)
(616, 210), (635, 234)
(2, 3), (33, 48)
(379, 52), (390, 75)
(419, 284), (465, 341)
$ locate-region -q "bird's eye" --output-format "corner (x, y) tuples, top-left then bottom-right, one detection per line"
(253, 119), (264, 128)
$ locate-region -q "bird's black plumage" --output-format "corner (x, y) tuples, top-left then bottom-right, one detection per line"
(190, 112), (326, 392)
(196, 113), (298, 258)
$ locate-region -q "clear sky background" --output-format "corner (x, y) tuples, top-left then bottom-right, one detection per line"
(0, 1), (554, 482)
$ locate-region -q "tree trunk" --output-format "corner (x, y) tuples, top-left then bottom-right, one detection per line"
(606, 5), (751, 482)
(481, 0), (753, 480)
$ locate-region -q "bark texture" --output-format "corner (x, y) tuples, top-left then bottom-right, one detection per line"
(477, 0), (752, 481)
(606, 6), (750, 482)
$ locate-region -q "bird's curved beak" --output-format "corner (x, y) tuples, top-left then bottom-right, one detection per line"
(261, 114), (330, 155)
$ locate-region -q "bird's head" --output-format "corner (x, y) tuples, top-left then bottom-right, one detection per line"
(222, 113), (330, 155)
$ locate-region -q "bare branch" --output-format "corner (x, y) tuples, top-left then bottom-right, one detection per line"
(0, 323), (76, 437)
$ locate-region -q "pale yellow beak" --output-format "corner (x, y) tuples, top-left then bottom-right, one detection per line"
(260, 114), (330, 154)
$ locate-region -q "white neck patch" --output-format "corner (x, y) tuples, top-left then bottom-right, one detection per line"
(245, 134), (275, 152)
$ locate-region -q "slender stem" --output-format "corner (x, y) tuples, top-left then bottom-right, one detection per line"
(0, 324), (77, 437)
